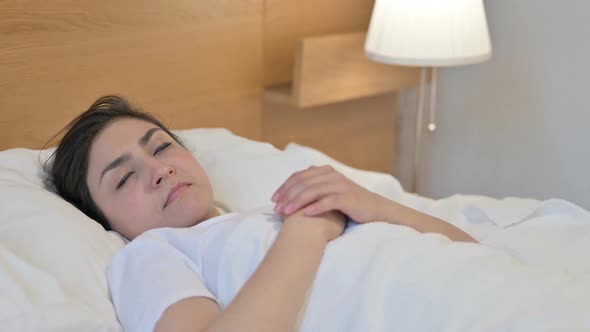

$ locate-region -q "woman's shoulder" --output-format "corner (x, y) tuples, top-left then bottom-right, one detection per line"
(111, 205), (280, 261)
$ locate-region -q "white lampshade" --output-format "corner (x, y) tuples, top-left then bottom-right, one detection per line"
(365, 0), (492, 67)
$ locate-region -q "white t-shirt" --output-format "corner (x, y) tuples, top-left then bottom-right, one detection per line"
(107, 206), (283, 332)
(107, 206), (590, 332)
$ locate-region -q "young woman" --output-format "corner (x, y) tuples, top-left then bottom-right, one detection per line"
(47, 95), (482, 332)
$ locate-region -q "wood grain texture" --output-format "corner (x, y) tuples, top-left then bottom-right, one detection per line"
(0, 0), (263, 150)
(262, 93), (398, 173)
(2, 0), (401, 174)
(294, 33), (420, 107)
(263, 0), (375, 86)
(264, 32), (420, 108)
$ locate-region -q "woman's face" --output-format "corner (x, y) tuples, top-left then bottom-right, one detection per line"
(86, 118), (218, 239)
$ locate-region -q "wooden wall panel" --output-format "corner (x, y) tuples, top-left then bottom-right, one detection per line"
(0, 0), (263, 150)
(262, 0), (411, 173)
(264, 0), (375, 86)
(292, 32), (420, 107)
(262, 93), (397, 174)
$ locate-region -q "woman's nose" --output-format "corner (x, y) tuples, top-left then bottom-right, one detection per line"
(152, 163), (174, 187)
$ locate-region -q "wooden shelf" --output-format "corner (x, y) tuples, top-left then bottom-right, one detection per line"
(264, 83), (294, 105)
(264, 32), (421, 108)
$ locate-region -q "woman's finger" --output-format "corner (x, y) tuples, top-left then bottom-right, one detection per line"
(280, 181), (341, 215)
(272, 165), (334, 202)
(271, 166), (317, 202)
(275, 174), (332, 213)
(276, 170), (339, 206)
(302, 195), (344, 217)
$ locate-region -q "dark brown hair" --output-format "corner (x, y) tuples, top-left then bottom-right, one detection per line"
(44, 95), (183, 231)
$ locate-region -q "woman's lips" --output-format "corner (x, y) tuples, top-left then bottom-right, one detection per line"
(164, 183), (190, 208)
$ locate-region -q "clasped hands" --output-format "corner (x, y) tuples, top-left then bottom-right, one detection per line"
(272, 165), (392, 241)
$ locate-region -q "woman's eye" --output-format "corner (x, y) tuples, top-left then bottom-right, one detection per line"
(154, 142), (172, 156)
(116, 171), (135, 190)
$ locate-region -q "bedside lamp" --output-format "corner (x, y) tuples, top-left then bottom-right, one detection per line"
(365, 0), (492, 192)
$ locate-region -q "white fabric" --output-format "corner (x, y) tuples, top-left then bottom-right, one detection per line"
(462, 196), (540, 227)
(178, 128), (282, 159)
(108, 206), (590, 332)
(201, 141), (405, 213)
(284, 143), (405, 201)
(0, 128), (285, 331)
(108, 225), (224, 332)
(0, 148), (124, 331)
(1, 126), (590, 330)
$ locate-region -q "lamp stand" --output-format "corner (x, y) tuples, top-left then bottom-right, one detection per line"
(410, 67), (439, 193)
(411, 67), (428, 193)
(428, 67), (438, 132)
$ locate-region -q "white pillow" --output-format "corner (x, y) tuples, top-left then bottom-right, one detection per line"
(203, 152), (315, 212)
(284, 143), (405, 201)
(202, 140), (405, 213)
(176, 128), (282, 159)
(0, 148), (123, 331)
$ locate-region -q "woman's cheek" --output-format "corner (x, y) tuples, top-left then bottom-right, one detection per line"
(122, 190), (148, 212)
(177, 149), (201, 166)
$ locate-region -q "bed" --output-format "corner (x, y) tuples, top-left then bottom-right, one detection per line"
(2, 1), (590, 331)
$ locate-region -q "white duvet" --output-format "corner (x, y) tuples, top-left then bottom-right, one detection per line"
(302, 206), (590, 331)
(1, 130), (589, 331)
(109, 203), (590, 332)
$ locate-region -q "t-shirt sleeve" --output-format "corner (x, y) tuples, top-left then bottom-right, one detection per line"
(106, 232), (217, 332)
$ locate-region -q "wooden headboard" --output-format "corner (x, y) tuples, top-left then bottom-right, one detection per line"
(1, 0), (419, 174)
(0, 0), (263, 150)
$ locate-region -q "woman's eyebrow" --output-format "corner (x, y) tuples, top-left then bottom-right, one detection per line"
(138, 127), (161, 147)
(98, 127), (162, 186)
(99, 153), (131, 186)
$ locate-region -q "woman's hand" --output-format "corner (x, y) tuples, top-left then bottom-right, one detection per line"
(272, 165), (388, 224)
(273, 165), (478, 243)
(282, 208), (347, 243)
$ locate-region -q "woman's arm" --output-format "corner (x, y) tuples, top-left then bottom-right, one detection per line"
(208, 210), (344, 332)
(272, 165), (477, 243)
(155, 210), (345, 332)
(374, 197), (476, 243)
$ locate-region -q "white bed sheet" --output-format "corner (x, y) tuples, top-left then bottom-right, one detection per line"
(286, 142), (590, 274)
(398, 193), (590, 275)
(0, 129), (589, 330)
